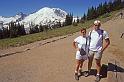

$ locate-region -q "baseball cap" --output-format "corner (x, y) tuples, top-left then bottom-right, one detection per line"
(94, 20), (101, 25)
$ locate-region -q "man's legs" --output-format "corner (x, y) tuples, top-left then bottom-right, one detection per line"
(83, 50), (94, 77)
(95, 59), (101, 75)
(88, 51), (94, 71)
(94, 51), (102, 75)
(88, 56), (94, 71)
(95, 59), (101, 81)
(94, 51), (102, 81)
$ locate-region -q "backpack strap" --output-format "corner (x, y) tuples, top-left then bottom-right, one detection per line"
(101, 29), (104, 48)
(85, 37), (88, 51)
(88, 30), (92, 52)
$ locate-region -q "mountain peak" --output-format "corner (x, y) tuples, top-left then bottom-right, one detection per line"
(16, 12), (26, 16)
(22, 7), (67, 27)
(0, 7), (67, 28)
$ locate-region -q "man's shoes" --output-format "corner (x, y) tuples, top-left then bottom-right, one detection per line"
(75, 73), (79, 81)
(83, 71), (89, 77)
(79, 69), (82, 75)
(95, 74), (101, 82)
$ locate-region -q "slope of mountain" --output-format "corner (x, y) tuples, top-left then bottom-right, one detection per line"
(0, 7), (67, 29)
(21, 7), (67, 28)
(0, 12), (27, 24)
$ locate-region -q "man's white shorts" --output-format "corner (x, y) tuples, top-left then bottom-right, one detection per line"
(88, 50), (103, 60)
(76, 51), (88, 60)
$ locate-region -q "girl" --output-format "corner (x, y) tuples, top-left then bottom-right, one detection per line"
(73, 28), (89, 80)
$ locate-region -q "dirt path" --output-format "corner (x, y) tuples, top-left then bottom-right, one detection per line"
(0, 17), (124, 82)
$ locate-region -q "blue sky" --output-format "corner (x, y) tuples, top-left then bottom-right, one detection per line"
(0, 0), (109, 17)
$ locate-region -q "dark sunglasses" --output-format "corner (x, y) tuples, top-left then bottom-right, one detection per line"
(82, 32), (86, 33)
(94, 24), (99, 26)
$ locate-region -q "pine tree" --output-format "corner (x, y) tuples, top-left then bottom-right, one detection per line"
(39, 24), (44, 32)
(83, 13), (86, 20)
(108, 1), (113, 12)
(87, 6), (97, 20)
(0, 29), (3, 39)
(77, 16), (80, 23)
(85, 0), (124, 21)
(9, 22), (18, 38)
(72, 19), (78, 26)
(43, 25), (48, 32)
(102, 1), (108, 14)
(21, 24), (26, 35)
(65, 13), (73, 26)
(2, 27), (10, 38)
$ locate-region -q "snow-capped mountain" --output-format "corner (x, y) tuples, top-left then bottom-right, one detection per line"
(0, 7), (67, 29)
(21, 7), (67, 28)
(0, 12), (27, 24)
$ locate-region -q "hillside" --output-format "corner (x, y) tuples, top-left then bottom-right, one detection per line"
(0, 9), (122, 49)
(0, 8), (124, 82)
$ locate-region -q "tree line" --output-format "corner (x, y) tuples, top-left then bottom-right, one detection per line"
(0, 22), (26, 39)
(0, 13), (74, 39)
(81, 0), (124, 21)
(0, 0), (124, 39)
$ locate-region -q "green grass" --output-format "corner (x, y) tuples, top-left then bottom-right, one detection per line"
(0, 9), (121, 49)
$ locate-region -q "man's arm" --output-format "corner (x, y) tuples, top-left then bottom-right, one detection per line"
(102, 38), (110, 52)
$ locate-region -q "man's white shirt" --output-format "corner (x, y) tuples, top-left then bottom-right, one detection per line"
(89, 29), (109, 51)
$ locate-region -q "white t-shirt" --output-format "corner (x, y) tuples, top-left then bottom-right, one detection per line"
(74, 36), (89, 53)
(89, 29), (109, 51)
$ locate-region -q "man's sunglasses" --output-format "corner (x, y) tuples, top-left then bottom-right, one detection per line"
(94, 24), (99, 26)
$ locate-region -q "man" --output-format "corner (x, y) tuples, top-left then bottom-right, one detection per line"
(87, 20), (110, 81)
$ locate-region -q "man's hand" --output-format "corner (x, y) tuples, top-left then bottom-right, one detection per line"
(102, 38), (110, 52)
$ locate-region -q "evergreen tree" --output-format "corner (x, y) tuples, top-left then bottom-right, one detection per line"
(97, 3), (103, 16)
(17, 24), (26, 36)
(0, 29), (3, 39)
(72, 19), (78, 26)
(2, 27), (10, 38)
(43, 25), (48, 32)
(102, 1), (108, 13)
(87, 6), (97, 20)
(108, 1), (114, 12)
(113, 0), (122, 10)
(85, 0), (124, 20)
(34, 25), (39, 33)
(83, 13), (86, 20)
(39, 24), (44, 32)
(29, 25), (39, 34)
(57, 21), (61, 27)
(20, 24), (26, 35)
(9, 22), (18, 38)
(65, 13), (73, 26)
(77, 16), (80, 23)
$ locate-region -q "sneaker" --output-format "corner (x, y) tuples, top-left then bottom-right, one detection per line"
(83, 71), (89, 77)
(75, 73), (79, 81)
(79, 70), (82, 75)
(95, 75), (101, 82)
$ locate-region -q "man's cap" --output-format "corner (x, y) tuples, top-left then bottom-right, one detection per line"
(94, 20), (101, 25)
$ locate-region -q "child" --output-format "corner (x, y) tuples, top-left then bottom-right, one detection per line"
(73, 28), (89, 80)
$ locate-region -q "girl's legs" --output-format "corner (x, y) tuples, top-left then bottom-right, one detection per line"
(75, 60), (82, 74)
(79, 59), (84, 74)
(75, 59), (82, 80)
